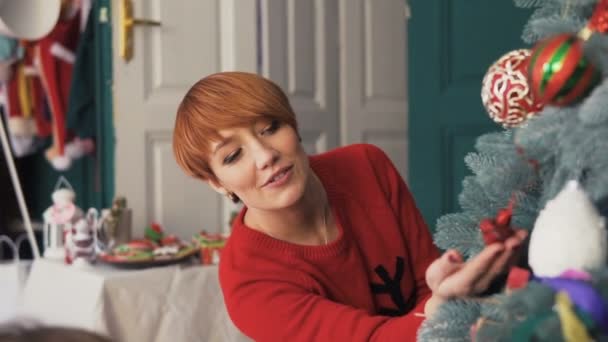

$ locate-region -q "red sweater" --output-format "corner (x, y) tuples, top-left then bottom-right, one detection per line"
(219, 144), (441, 341)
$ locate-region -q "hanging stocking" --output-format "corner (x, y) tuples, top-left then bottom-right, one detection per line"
(35, 8), (81, 170)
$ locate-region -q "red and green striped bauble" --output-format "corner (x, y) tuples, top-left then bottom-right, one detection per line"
(528, 33), (602, 106)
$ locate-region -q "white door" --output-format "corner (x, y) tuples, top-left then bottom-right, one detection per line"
(112, 0), (256, 238)
(260, 0), (408, 175)
(340, 0), (410, 178)
(259, 0), (340, 154)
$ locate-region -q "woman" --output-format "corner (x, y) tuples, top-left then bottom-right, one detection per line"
(173, 72), (526, 341)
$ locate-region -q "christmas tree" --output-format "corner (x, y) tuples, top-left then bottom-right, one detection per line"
(418, 0), (608, 340)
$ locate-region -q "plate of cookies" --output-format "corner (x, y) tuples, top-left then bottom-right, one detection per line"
(98, 223), (199, 269)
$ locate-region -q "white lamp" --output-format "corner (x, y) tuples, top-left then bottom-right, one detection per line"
(0, 0), (62, 258)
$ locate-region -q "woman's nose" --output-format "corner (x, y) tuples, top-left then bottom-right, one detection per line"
(253, 142), (279, 170)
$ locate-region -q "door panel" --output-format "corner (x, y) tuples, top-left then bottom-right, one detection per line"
(340, 0), (409, 178)
(408, 1), (532, 230)
(260, 0), (339, 154)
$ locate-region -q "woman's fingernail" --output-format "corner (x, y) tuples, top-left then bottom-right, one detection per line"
(448, 254), (459, 263)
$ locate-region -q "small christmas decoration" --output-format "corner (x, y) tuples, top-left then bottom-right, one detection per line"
(36, 4), (83, 170)
(97, 196), (132, 250)
(528, 33), (601, 107)
(554, 291), (593, 341)
(527, 0), (608, 107)
(481, 49), (544, 128)
(506, 266), (531, 291)
(528, 180), (606, 278)
(578, 0), (608, 39)
(65, 208), (98, 267)
(479, 198), (517, 245)
(145, 222), (164, 243)
(524, 180), (608, 331)
(42, 177), (83, 261)
(193, 231), (226, 265)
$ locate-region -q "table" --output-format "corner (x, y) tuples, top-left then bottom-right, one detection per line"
(18, 259), (250, 342)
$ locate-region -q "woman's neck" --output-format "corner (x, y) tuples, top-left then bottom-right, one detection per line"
(244, 172), (330, 245)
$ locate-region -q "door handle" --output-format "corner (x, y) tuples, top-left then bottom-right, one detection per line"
(119, 0), (161, 62)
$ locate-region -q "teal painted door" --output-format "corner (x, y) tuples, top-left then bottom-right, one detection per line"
(408, 2), (532, 230)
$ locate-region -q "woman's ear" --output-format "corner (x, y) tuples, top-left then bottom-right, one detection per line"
(206, 180), (241, 203)
(206, 179), (227, 196)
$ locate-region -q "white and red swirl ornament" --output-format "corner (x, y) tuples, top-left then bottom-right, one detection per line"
(481, 49), (544, 128)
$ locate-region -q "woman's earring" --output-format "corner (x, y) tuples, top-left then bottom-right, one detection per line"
(227, 192), (240, 203)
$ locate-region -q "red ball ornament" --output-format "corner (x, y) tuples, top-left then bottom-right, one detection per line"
(528, 33), (602, 106)
(481, 49), (544, 128)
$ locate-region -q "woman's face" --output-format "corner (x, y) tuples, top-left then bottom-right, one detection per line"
(207, 118), (310, 211)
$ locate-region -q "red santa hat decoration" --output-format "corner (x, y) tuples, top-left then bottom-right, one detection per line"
(35, 5), (83, 170)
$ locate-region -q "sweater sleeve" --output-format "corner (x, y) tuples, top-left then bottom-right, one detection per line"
(219, 265), (429, 342)
(364, 144), (441, 308)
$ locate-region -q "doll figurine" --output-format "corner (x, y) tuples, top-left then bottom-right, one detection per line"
(65, 208), (98, 267)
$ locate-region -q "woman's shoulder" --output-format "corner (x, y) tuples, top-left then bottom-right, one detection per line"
(310, 143), (386, 167)
(309, 143), (391, 180)
(307, 144), (393, 200)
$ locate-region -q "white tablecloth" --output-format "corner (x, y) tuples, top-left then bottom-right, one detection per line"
(18, 259), (250, 342)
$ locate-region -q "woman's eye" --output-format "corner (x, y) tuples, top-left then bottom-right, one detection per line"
(223, 148), (241, 164)
(261, 119), (281, 136)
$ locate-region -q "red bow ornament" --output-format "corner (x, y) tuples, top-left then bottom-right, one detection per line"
(479, 199), (517, 245)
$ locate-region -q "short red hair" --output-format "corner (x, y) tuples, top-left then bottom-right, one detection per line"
(173, 72), (298, 182)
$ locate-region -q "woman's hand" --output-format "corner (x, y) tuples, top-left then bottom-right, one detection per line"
(424, 229), (528, 316)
